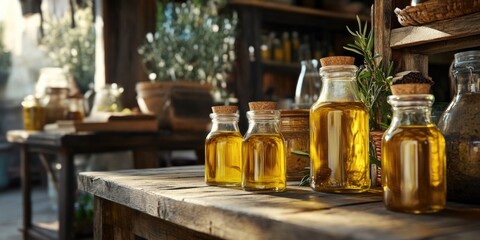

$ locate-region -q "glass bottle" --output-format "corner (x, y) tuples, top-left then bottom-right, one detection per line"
(382, 94), (446, 214)
(310, 63), (370, 193)
(280, 109), (310, 181)
(205, 106), (243, 187)
(294, 59), (322, 109)
(22, 95), (45, 130)
(437, 50), (480, 204)
(42, 87), (68, 124)
(65, 97), (85, 121)
(242, 102), (286, 192)
(90, 83), (124, 114)
(282, 32), (291, 63)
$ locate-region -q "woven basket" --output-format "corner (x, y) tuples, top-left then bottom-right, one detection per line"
(370, 130), (384, 188)
(394, 0), (480, 26)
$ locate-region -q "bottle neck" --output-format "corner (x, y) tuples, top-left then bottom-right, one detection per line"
(318, 65), (361, 102)
(246, 110), (281, 134)
(388, 95), (434, 126)
(453, 50), (480, 95)
(210, 113), (240, 132)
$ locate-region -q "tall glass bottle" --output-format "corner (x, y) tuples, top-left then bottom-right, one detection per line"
(382, 94), (446, 214)
(205, 106), (243, 187)
(242, 102), (286, 192)
(437, 50), (480, 203)
(310, 60), (370, 193)
(294, 59), (322, 109)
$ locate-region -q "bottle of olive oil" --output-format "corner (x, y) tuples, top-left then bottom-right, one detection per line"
(242, 102), (286, 192)
(310, 56), (370, 193)
(382, 94), (446, 214)
(205, 106), (243, 187)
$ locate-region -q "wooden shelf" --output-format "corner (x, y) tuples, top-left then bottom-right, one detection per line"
(390, 12), (480, 55)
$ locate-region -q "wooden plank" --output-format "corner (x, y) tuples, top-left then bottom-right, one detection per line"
(78, 166), (480, 240)
(229, 0), (369, 22)
(373, 1), (393, 73)
(390, 12), (480, 49)
(405, 34), (480, 55)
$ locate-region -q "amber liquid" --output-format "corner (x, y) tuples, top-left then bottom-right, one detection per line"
(205, 131), (243, 187)
(23, 106), (45, 130)
(65, 111), (84, 121)
(310, 102), (370, 193)
(382, 125), (446, 214)
(242, 134), (286, 192)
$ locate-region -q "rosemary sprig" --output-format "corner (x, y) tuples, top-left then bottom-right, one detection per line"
(344, 16), (394, 130)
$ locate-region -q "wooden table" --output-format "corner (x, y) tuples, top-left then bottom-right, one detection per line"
(7, 130), (205, 240)
(78, 166), (480, 240)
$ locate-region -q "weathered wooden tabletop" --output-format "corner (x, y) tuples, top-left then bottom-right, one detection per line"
(78, 166), (480, 240)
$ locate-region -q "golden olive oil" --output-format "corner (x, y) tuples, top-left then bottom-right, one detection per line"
(310, 101), (370, 193)
(382, 125), (446, 214)
(242, 134), (286, 192)
(205, 131), (243, 187)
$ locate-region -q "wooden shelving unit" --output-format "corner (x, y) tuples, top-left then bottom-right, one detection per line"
(374, 1), (480, 75)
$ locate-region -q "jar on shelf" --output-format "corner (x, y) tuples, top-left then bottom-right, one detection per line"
(21, 95), (45, 130)
(42, 87), (68, 124)
(310, 56), (370, 193)
(437, 50), (480, 204)
(294, 59), (322, 109)
(242, 102), (286, 192)
(205, 106), (243, 187)
(382, 94), (446, 214)
(280, 109), (309, 181)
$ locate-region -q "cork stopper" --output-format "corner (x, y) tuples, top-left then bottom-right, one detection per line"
(211, 105), (238, 114)
(248, 101), (277, 111)
(320, 56), (355, 67)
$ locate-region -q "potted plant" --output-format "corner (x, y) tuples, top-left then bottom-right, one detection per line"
(40, 2), (95, 95)
(137, 0), (237, 131)
(344, 17), (394, 187)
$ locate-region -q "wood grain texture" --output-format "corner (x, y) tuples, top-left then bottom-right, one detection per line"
(390, 12), (480, 49)
(79, 166), (480, 240)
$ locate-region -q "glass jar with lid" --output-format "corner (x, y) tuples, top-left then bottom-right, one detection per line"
(22, 95), (45, 130)
(310, 56), (370, 193)
(382, 94), (446, 213)
(280, 109), (309, 181)
(437, 50), (480, 204)
(42, 87), (68, 124)
(242, 102), (286, 192)
(205, 106), (242, 187)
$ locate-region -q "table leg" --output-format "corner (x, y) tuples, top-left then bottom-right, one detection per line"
(58, 149), (75, 240)
(133, 147), (159, 169)
(20, 145), (31, 240)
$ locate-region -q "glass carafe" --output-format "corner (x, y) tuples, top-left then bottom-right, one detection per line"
(310, 64), (370, 193)
(382, 94), (446, 214)
(242, 102), (286, 192)
(90, 83), (124, 115)
(437, 50), (480, 204)
(294, 59), (322, 109)
(205, 106), (243, 187)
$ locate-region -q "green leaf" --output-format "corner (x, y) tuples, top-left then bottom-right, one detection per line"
(291, 150), (310, 157)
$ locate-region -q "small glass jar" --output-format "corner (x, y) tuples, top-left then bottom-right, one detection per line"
(437, 50), (480, 203)
(294, 59), (322, 109)
(280, 109), (309, 181)
(310, 63), (370, 193)
(382, 94), (446, 214)
(242, 102), (286, 192)
(90, 83), (124, 114)
(22, 95), (45, 131)
(42, 87), (69, 124)
(205, 106), (243, 187)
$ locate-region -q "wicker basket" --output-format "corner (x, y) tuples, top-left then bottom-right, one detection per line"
(394, 0), (480, 26)
(370, 130), (384, 188)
